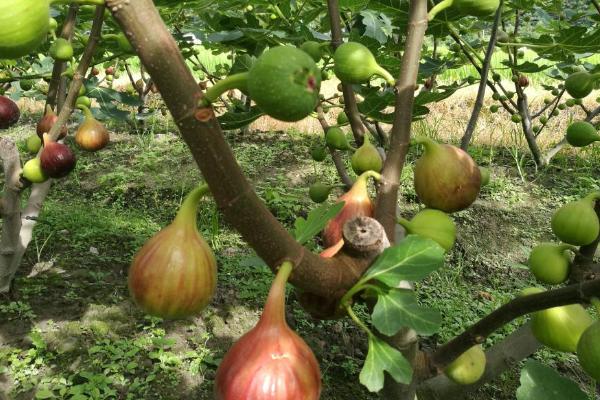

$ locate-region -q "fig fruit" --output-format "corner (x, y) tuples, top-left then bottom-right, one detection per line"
(76, 96), (92, 109)
(527, 243), (576, 285)
(565, 71), (600, 99)
(413, 136), (481, 213)
(521, 287), (593, 353)
(0, 0), (49, 59)
(310, 145), (327, 162)
(128, 185), (217, 319)
(337, 111), (349, 126)
(26, 134), (42, 154)
(300, 41), (323, 62)
(20, 80), (33, 91)
(479, 166), (490, 186)
(518, 75), (529, 88)
(0, 96), (20, 129)
(75, 106), (110, 152)
(247, 46), (321, 122)
(40, 134), (76, 178)
(351, 136), (382, 175)
(49, 38), (73, 61)
(333, 42), (395, 86)
(429, 0), (500, 20)
(214, 261), (321, 399)
(22, 158), (48, 184)
(36, 105), (67, 140)
(397, 209), (456, 251)
(577, 321), (600, 381)
(325, 127), (351, 151)
(322, 171), (379, 252)
(551, 191), (600, 246)
(566, 121), (600, 147)
(444, 345), (486, 385)
(309, 183), (335, 204)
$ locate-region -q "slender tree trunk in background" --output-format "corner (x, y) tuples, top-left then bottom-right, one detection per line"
(516, 93), (543, 166)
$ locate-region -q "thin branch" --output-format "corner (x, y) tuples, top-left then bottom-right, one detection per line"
(592, 0), (600, 15)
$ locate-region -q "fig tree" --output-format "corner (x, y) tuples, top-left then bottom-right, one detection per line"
(350, 136), (382, 175)
(527, 243), (576, 285)
(333, 42), (395, 86)
(398, 209), (456, 251)
(444, 345), (486, 385)
(566, 121), (600, 147)
(565, 71), (600, 99)
(551, 191), (600, 246)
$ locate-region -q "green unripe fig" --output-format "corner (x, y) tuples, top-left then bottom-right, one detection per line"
(444, 345), (486, 385)
(565, 98), (576, 107)
(574, 98), (583, 105)
(49, 38), (73, 61)
(247, 46), (321, 122)
(22, 158), (48, 183)
(325, 127), (351, 151)
(398, 209), (456, 251)
(492, 73), (501, 82)
(551, 88), (560, 96)
(333, 42), (395, 86)
(48, 17), (58, 32)
(506, 91), (516, 99)
(321, 70), (332, 81)
(0, 0), (49, 59)
(309, 183), (334, 203)
(351, 136), (382, 175)
(413, 136), (481, 213)
(26, 134), (42, 154)
(429, 0), (500, 20)
(478, 166), (490, 186)
(337, 111), (349, 126)
(511, 114), (521, 123)
(532, 125), (541, 134)
(577, 321), (600, 381)
(565, 71), (600, 99)
(310, 145), (327, 162)
(300, 41), (323, 62)
(20, 80), (33, 91)
(566, 121), (600, 147)
(539, 116), (548, 124)
(499, 95), (507, 101)
(551, 192), (600, 246)
(78, 85), (87, 96)
(76, 96), (92, 109)
(527, 243), (576, 285)
(557, 103), (566, 110)
(492, 93), (500, 101)
(551, 109), (559, 117)
(489, 105), (499, 113)
(521, 287), (593, 353)
(517, 50), (525, 58)
(496, 30), (510, 43)
(115, 32), (134, 53)
(543, 98), (552, 105)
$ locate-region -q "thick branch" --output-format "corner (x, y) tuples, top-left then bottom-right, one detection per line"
(516, 92), (543, 166)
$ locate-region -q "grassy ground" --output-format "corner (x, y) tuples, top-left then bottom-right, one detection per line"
(0, 91), (599, 400)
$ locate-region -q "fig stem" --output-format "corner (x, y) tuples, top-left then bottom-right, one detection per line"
(346, 304), (374, 337)
(428, 0), (454, 21)
(373, 65), (396, 86)
(201, 72), (249, 105)
(260, 261), (294, 326)
(174, 184), (211, 226)
(78, 104), (94, 119)
(584, 191), (600, 202)
(559, 243), (579, 254)
(360, 170), (382, 182)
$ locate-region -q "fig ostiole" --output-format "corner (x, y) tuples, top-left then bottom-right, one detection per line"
(551, 191), (600, 246)
(37, 105), (67, 140)
(428, 0), (500, 21)
(128, 184), (217, 320)
(521, 287), (593, 353)
(40, 133), (76, 178)
(322, 171), (380, 255)
(22, 157), (48, 184)
(214, 261), (322, 399)
(75, 106), (110, 152)
(444, 345), (486, 385)
(333, 42), (395, 86)
(527, 243), (577, 285)
(202, 46), (321, 122)
(577, 318), (600, 381)
(397, 209), (456, 251)
(566, 121), (600, 147)
(0, 96), (20, 129)
(413, 136), (481, 213)
(565, 71), (600, 99)
(351, 135), (383, 175)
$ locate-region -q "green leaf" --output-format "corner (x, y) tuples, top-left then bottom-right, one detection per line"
(35, 389), (54, 399)
(359, 335), (413, 392)
(516, 361), (590, 400)
(361, 235), (445, 287)
(372, 289), (442, 336)
(292, 202), (344, 245)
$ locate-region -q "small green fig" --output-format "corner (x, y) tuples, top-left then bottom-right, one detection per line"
(325, 127), (351, 151)
(527, 243), (577, 285)
(566, 121), (600, 147)
(351, 136), (382, 175)
(551, 192), (600, 246)
(49, 38), (73, 61)
(337, 111), (349, 126)
(76, 96), (92, 109)
(309, 183), (334, 203)
(478, 166), (490, 186)
(577, 321), (600, 381)
(26, 134), (42, 154)
(310, 145), (327, 162)
(300, 41), (323, 62)
(565, 71), (600, 99)
(444, 345), (486, 385)
(333, 42), (395, 86)
(398, 209), (456, 251)
(22, 158), (48, 183)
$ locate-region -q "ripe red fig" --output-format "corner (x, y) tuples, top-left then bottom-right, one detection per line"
(128, 185), (217, 319)
(40, 134), (76, 178)
(413, 136), (481, 213)
(36, 105), (67, 140)
(214, 261), (322, 399)
(322, 171), (380, 255)
(0, 96), (20, 129)
(75, 106), (110, 151)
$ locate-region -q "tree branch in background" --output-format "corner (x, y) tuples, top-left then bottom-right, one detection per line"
(326, 0), (367, 146)
(316, 105), (353, 188)
(460, 3), (502, 150)
(592, 0), (600, 15)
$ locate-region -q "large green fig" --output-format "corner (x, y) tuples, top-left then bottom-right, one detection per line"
(413, 136), (481, 213)
(521, 287), (593, 353)
(444, 345), (486, 385)
(128, 185), (217, 319)
(351, 136), (382, 175)
(300, 41), (323, 62)
(566, 121), (600, 147)
(398, 209), (456, 251)
(333, 42), (395, 86)
(49, 38), (73, 61)
(565, 71), (600, 99)
(551, 191), (600, 246)
(325, 127), (351, 151)
(527, 243), (576, 285)
(429, 0), (500, 20)
(247, 46), (321, 122)
(577, 321), (600, 381)
(0, 0), (49, 59)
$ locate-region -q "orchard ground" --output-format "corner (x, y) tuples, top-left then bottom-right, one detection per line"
(0, 84), (599, 399)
